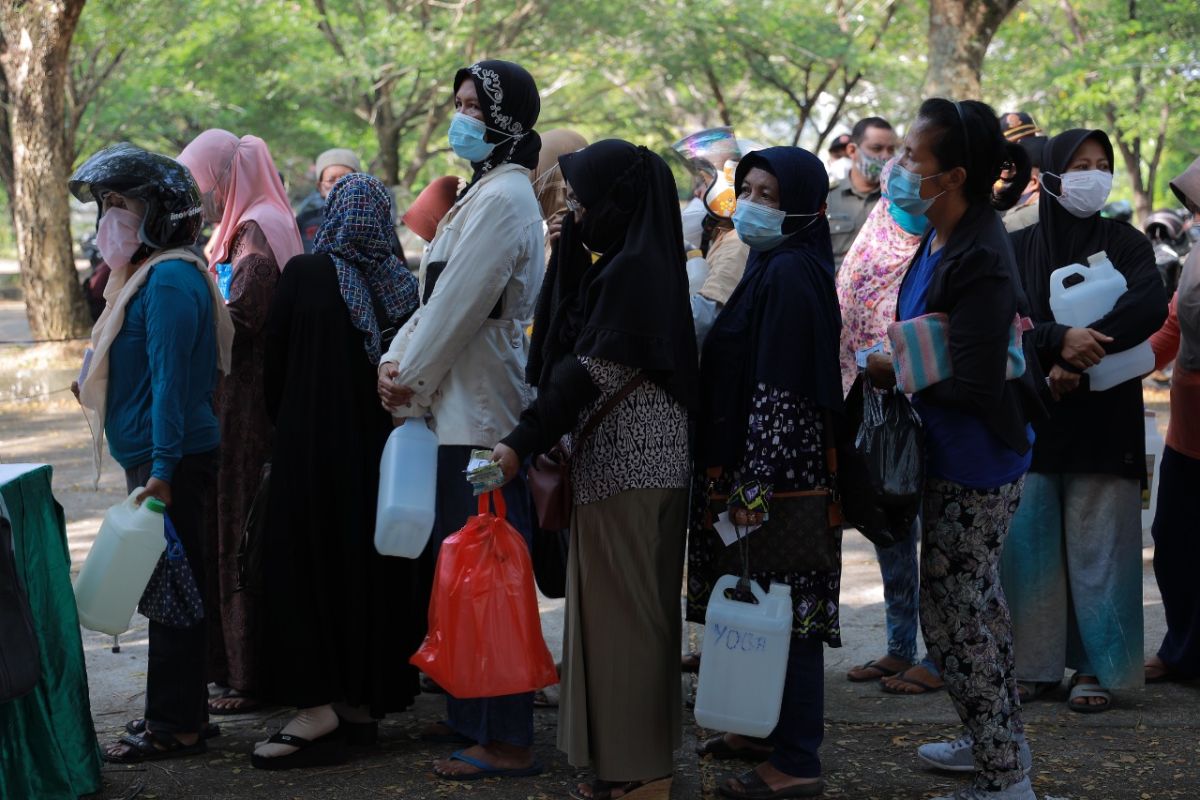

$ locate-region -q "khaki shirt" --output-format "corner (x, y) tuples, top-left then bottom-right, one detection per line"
(827, 176), (881, 270)
(699, 226), (751, 305)
(1002, 197), (1040, 232)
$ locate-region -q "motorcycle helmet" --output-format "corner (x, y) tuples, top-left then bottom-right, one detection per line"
(1144, 209), (1186, 245)
(69, 142), (203, 250)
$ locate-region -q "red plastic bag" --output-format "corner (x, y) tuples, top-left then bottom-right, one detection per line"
(410, 490), (559, 698)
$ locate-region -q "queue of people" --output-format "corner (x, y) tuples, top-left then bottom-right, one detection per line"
(67, 53), (1191, 800)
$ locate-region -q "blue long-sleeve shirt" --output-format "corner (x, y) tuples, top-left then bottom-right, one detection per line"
(105, 259), (220, 481)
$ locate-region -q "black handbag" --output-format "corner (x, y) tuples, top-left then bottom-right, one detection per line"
(138, 514), (205, 628)
(528, 374), (647, 530)
(236, 461), (271, 596)
(0, 516), (41, 703)
(705, 434), (845, 580)
(530, 527), (570, 599)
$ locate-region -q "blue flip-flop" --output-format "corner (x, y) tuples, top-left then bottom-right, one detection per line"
(435, 749), (544, 781)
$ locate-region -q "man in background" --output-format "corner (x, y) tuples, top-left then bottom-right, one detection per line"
(295, 148), (362, 252)
(827, 117), (897, 270)
(999, 111), (1047, 232)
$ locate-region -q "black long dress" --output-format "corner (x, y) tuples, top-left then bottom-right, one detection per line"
(259, 253), (421, 716)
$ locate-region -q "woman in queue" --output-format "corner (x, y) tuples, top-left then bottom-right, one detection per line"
(70, 143), (233, 763)
(178, 129), (303, 716)
(836, 158), (945, 697)
(251, 173), (421, 770)
(688, 146), (844, 799)
(494, 139), (698, 800)
(376, 59), (546, 781)
(1147, 156), (1200, 684)
(866, 99), (1045, 800)
(1003, 129), (1167, 711)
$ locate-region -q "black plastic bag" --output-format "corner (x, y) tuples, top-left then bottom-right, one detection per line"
(236, 461), (271, 596)
(837, 374), (925, 547)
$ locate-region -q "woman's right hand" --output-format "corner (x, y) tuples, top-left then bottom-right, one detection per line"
(1047, 364), (1082, 401)
(546, 211), (565, 246)
(865, 352), (897, 390)
(1061, 327), (1112, 370)
(376, 362), (414, 409)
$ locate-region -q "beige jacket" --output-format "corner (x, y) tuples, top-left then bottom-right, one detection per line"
(382, 164), (544, 447)
(699, 227), (751, 305)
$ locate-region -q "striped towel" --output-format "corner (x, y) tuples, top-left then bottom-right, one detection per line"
(888, 313), (1029, 393)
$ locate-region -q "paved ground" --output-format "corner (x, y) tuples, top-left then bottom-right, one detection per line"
(2, 302), (1197, 799)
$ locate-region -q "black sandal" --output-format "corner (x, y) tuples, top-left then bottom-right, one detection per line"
(125, 717), (220, 740)
(103, 728), (207, 764)
(570, 775), (673, 799)
(719, 769), (824, 799)
(250, 729), (346, 771)
(696, 733), (774, 760)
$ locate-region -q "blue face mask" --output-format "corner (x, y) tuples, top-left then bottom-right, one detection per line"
(889, 162), (945, 217)
(886, 198), (929, 236)
(448, 113), (507, 163)
(732, 199), (818, 251)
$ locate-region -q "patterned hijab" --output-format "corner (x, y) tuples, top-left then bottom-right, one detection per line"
(453, 60), (541, 189)
(835, 159), (924, 393)
(315, 173), (419, 363)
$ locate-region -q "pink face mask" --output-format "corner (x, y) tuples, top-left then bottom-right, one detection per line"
(96, 207), (143, 269)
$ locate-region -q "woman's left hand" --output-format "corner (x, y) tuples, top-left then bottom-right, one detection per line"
(137, 478), (172, 508)
(491, 443), (520, 484)
(730, 507), (765, 527)
(866, 352), (897, 390)
(1047, 364), (1082, 401)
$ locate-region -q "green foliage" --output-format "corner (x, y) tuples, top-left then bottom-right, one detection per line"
(47, 0), (1200, 217)
(66, 0), (936, 203)
(985, 0), (1200, 216)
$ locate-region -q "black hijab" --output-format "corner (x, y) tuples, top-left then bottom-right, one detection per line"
(1013, 129), (1149, 323)
(453, 60), (542, 189)
(697, 146), (843, 469)
(525, 139), (698, 411)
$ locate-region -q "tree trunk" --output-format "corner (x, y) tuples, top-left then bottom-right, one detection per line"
(923, 0), (1022, 98)
(373, 81), (401, 187)
(0, 0), (91, 340)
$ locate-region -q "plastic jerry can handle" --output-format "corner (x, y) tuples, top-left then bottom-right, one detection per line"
(1053, 264), (1088, 290)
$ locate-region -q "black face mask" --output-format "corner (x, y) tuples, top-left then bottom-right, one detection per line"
(578, 202), (632, 254)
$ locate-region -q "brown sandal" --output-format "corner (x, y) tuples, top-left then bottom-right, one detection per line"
(570, 776), (673, 799)
(846, 657), (910, 683)
(696, 733), (774, 760)
(880, 665), (945, 695)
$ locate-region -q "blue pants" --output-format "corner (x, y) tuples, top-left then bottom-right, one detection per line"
(768, 638), (824, 778)
(875, 520), (940, 675)
(425, 444), (535, 748)
(1153, 446), (1200, 678)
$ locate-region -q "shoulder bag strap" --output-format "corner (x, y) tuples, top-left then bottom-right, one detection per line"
(576, 372), (649, 444)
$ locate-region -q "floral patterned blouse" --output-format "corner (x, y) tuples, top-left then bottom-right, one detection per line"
(835, 185), (923, 395)
(687, 382), (841, 644)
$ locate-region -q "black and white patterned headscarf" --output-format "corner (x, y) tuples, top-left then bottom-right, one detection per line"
(453, 60), (542, 189)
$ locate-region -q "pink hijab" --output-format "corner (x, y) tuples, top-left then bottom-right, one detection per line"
(178, 129), (302, 271)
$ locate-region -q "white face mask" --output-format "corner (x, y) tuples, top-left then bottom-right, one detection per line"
(1041, 169), (1113, 218)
